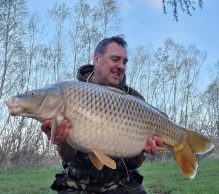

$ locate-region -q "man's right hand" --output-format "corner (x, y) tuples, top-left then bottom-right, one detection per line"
(41, 119), (71, 144)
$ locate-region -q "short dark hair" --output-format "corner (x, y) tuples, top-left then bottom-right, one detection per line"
(94, 36), (127, 55)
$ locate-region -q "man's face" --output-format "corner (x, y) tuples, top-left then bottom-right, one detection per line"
(93, 42), (128, 86)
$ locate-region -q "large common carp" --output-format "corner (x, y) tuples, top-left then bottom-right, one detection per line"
(6, 81), (214, 179)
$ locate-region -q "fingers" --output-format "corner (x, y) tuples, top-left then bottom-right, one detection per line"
(144, 137), (154, 154)
(41, 119), (72, 144)
(151, 140), (158, 155)
(53, 128), (69, 144)
(41, 119), (52, 140)
(153, 136), (164, 146)
(53, 119), (71, 145)
(144, 136), (164, 155)
(62, 119), (72, 129)
(41, 119), (51, 132)
(149, 139), (158, 155)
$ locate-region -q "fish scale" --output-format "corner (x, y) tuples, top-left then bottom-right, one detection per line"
(62, 82), (147, 157)
(6, 81), (214, 178)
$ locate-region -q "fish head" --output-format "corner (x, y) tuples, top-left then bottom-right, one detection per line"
(5, 86), (64, 122)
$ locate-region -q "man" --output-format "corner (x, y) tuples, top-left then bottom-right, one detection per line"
(42, 36), (164, 194)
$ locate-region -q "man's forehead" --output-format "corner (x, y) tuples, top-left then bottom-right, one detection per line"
(105, 43), (127, 57)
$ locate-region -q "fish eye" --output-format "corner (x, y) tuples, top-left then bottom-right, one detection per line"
(29, 92), (35, 96)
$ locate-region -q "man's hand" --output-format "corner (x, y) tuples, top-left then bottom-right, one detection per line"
(41, 120), (52, 140)
(144, 136), (165, 155)
(41, 119), (71, 144)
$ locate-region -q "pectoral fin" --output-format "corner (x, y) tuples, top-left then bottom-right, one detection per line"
(51, 119), (57, 143)
(88, 153), (104, 170)
(51, 111), (65, 144)
(91, 150), (116, 170)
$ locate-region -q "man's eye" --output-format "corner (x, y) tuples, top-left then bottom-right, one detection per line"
(112, 58), (118, 61)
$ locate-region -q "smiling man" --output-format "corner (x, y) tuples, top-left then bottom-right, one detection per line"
(42, 36), (164, 194)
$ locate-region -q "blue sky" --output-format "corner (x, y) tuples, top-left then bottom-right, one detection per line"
(120, 0), (219, 88)
(27, 0), (219, 89)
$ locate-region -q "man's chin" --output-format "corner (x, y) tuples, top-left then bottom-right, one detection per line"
(109, 75), (121, 85)
(108, 80), (120, 86)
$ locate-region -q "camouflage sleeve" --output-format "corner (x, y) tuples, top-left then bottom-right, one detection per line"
(57, 142), (77, 162)
(124, 152), (146, 169)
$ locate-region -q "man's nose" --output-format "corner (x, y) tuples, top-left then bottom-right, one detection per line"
(116, 61), (126, 72)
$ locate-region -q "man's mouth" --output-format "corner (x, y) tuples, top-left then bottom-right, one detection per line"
(111, 70), (121, 77)
(112, 72), (119, 76)
(111, 73), (120, 81)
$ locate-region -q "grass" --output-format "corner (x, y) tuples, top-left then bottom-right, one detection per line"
(139, 159), (219, 194)
(0, 167), (58, 194)
(0, 159), (218, 194)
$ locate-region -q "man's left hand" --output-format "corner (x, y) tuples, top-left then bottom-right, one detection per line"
(144, 136), (164, 155)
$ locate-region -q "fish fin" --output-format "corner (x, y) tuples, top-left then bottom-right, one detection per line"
(173, 142), (198, 179)
(173, 130), (214, 179)
(88, 153), (104, 170)
(187, 130), (214, 154)
(50, 119), (57, 143)
(93, 150), (117, 170)
(50, 111), (65, 144)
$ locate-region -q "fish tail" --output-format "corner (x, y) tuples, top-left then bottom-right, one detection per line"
(173, 130), (214, 179)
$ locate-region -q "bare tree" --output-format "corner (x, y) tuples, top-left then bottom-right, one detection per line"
(153, 39), (186, 121)
(162, 0), (203, 21)
(0, 0), (27, 165)
(78, 0), (102, 64)
(68, 0), (121, 79)
(0, 1), (62, 167)
(98, 0), (120, 37)
(201, 61), (219, 137)
(68, 0), (98, 79)
(179, 45), (206, 127)
(127, 45), (155, 101)
(128, 39), (207, 132)
(68, 11), (84, 80)
(0, 0), (26, 97)
(48, 2), (70, 82)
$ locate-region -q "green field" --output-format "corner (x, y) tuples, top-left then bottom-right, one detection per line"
(0, 159), (218, 194)
(141, 159), (219, 194)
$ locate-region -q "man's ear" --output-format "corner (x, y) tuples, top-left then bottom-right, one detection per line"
(93, 53), (99, 65)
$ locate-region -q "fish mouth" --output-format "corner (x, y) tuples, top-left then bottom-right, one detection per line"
(5, 100), (43, 121)
(5, 99), (23, 116)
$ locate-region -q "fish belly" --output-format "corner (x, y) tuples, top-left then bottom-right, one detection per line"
(63, 83), (149, 158)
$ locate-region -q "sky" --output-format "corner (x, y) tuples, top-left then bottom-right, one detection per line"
(27, 0), (219, 89)
(120, 0), (219, 89)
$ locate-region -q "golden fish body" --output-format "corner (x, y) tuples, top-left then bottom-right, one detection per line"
(63, 82), (179, 157)
(6, 81), (214, 178)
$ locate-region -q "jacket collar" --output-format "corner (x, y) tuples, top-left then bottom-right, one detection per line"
(76, 64), (127, 90)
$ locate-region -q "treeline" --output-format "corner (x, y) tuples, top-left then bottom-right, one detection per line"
(0, 0), (218, 168)
(127, 40), (218, 135)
